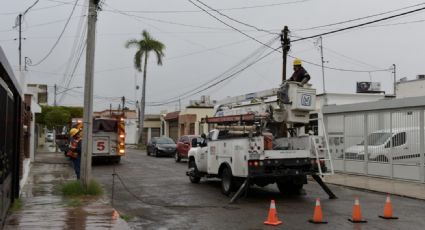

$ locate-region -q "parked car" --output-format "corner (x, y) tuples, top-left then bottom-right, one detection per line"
(175, 135), (200, 162)
(344, 127), (421, 163)
(147, 137), (176, 157)
(45, 132), (54, 142)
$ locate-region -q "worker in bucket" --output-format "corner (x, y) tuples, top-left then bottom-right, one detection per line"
(67, 128), (82, 179)
(289, 58), (311, 84)
(278, 58), (311, 104)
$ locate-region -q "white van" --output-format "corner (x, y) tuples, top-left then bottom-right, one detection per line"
(344, 127), (422, 163)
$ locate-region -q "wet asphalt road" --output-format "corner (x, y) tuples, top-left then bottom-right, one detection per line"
(92, 148), (425, 230)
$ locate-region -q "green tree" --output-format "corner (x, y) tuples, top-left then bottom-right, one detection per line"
(44, 107), (71, 132)
(36, 106), (82, 132)
(125, 30), (165, 144)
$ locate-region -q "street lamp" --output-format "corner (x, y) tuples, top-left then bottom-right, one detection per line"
(54, 85), (83, 106)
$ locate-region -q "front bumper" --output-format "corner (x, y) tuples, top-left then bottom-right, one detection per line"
(157, 148), (176, 156)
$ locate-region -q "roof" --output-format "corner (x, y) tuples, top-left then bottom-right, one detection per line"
(144, 114), (160, 121)
(164, 111), (180, 120)
(0, 47), (22, 96)
(323, 96), (425, 114)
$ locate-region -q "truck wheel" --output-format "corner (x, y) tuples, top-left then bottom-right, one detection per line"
(221, 167), (235, 196)
(277, 182), (303, 195)
(175, 152), (181, 162)
(188, 160), (201, 183)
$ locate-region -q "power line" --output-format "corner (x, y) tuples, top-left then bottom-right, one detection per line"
(23, 0), (41, 15)
(293, 5), (425, 42)
(294, 2), (425, 31)
(24, 16), (84, 29)
(113, 0), (310, 14)
(193, 0), (278, 35)
(289, 54), (391, 73)
(102, 6), (234, 31)
(58, 41), (86, 103)
(149, 37), (277, 104)
(0, 2), (68, 15)
(60, 7), (87, 86)
(29, 0), (80, 66)
(187, 0), (279, 53)
(149, 43), (279, 106)
(322, 46), (384, 70)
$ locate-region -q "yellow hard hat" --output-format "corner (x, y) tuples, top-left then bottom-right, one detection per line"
(69, 128), (80, 137)
(293, 58), (302, 66)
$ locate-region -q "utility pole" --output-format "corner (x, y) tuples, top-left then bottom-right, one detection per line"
(280, 26), (291, 138)
(80, 0), (98, 188)
(319, 36), (326, 94)
(54, 84), (57, 106)
(280, 26), (290, 82)
(18, 14), (22, 71)
(121, 96), (126, 116)
(392, 64), (396, 96)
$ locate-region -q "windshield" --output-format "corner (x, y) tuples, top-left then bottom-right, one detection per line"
(157, 138), (175, 144)
(358, 132), (392, 146)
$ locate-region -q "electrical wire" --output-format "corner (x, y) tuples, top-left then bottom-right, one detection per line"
(23, 0), (41, 15)
(149, 45), (279, 106)
(60, 11), (87, 87)
(294, 2), (425, 31)
(0, 2), (68, 16)
(292, 5), (425, 42)
(288, 54), (391, 73)
(113, 0), (310, 13)
(58, 41), (86, 103)
(25, 16), (84, 29)
(187, 0), (279, 53)
(102, 7), (233, 31)
(148, 37), (278, 104)
(193, 0), (278, 35)
(29, 0), (80, 66)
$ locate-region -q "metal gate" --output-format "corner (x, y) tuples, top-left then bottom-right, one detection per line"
(0, 78), (20, 225)
(323, 97), (425, 183)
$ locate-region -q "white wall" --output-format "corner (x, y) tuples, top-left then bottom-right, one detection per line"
(317, 93), (386, 136)
(397, 79), (425, 98)
(125, 118), (138, 144)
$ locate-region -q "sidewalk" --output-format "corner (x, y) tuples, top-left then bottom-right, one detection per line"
(324, 173), (425, 200)
(4, 150), (130, 230)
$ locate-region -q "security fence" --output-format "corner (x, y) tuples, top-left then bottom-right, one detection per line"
(323, 96), (425, 183)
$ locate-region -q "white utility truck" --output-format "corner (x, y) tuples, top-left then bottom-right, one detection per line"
(187, 82), (336, 200)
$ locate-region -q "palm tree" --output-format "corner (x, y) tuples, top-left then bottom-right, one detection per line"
(125, 30), (165, 144)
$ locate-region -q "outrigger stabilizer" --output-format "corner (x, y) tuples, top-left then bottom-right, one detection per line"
(229, 175), (337, 204)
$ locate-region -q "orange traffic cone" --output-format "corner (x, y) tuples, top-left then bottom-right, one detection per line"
(348, 197), (367, 223)
(112, 209), (120, 220)
(308, 198), (327, 224)
(264, 200), (282, 226)
(379, 195), (398, 219)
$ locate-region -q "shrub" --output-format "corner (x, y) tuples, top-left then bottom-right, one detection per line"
(61, 180), (103, 197)
(9, 199), (23, 213)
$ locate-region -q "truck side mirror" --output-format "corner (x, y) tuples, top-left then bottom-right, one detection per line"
(192, 138), (198, 147)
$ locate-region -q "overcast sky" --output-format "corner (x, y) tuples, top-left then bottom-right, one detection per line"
(1, 0), (424, 113)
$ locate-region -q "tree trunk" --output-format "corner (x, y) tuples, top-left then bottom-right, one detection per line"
(138, 53), (148, 145)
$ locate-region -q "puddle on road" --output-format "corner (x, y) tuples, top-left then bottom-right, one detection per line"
(4, 160), (130, 230)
